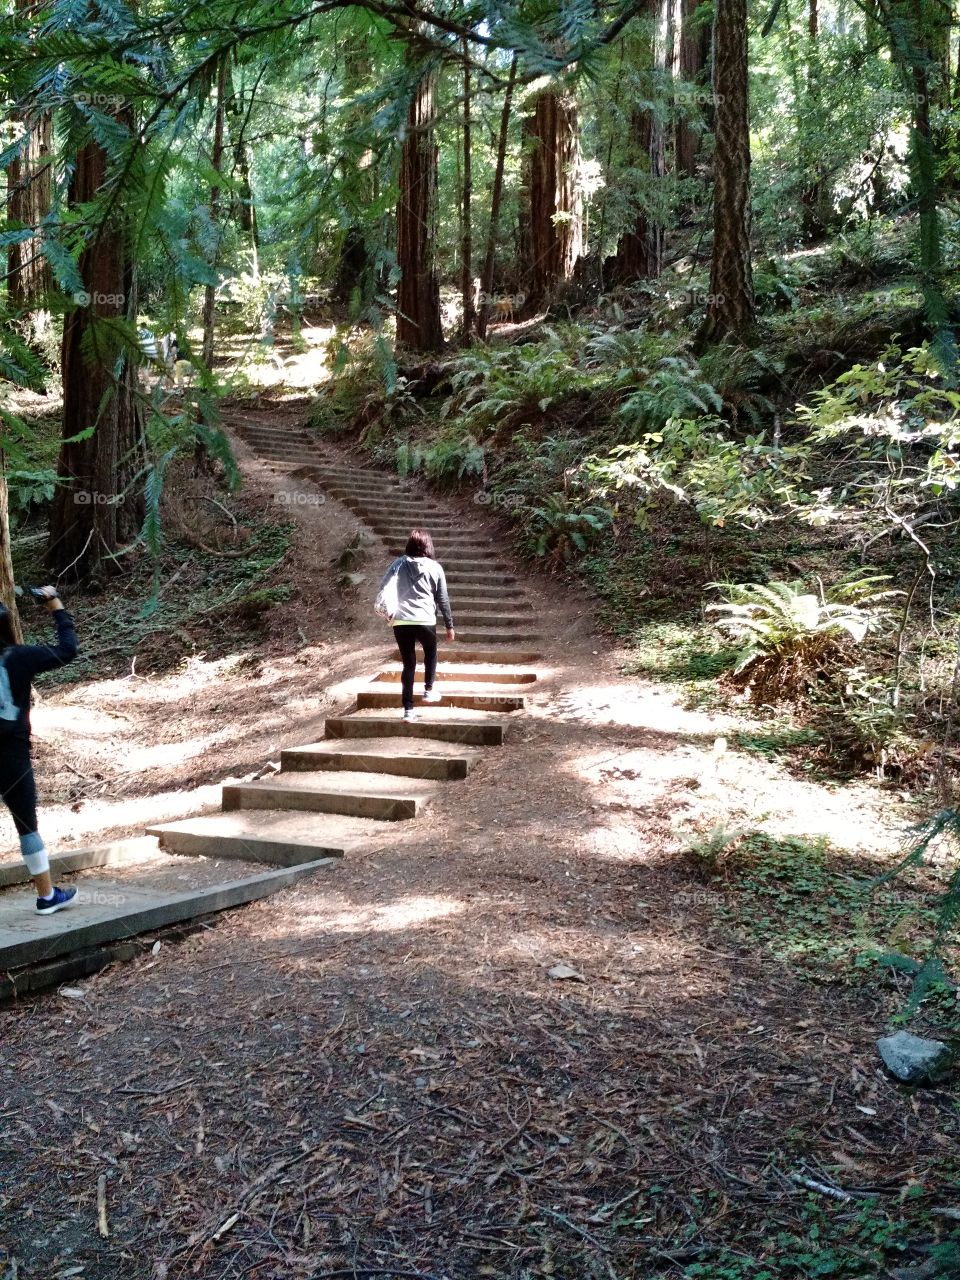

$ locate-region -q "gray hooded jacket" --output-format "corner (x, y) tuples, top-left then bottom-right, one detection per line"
(380, 555), (454, 629)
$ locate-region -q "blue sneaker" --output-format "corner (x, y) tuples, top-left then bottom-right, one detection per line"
(36, 886), (78, 915)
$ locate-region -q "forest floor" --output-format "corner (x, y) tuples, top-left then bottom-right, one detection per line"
(2, 372), (960, 1279)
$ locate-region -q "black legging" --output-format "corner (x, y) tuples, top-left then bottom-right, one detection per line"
(0, 737), (38, 836)
(392, 624), (437, 711)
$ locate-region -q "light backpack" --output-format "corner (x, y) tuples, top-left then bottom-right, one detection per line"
(374, 563), (401, 621)
(0, 651), (18, 726)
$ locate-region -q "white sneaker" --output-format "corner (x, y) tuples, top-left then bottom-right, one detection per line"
(403, 709), (417, 722)
(422, 689), (442, 703)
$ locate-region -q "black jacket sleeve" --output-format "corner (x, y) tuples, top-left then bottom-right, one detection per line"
(13, 608), (78, 679)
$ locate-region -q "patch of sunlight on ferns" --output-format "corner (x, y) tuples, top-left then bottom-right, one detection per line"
(443, 342), (591, 436)
(706, 577), (899, 699)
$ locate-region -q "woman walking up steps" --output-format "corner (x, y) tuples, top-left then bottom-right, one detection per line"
(376, 530), (455, 721)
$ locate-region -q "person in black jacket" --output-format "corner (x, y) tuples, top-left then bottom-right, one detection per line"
(0, 586), (79, 914)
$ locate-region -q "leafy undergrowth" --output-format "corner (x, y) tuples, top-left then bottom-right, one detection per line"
(688, 829), (958, 1008)
(11, 461), (298, 683)
(660, 1197), (960, 1280)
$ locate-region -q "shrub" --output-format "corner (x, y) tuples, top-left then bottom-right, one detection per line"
(396, 431), (485, 487)
(518, 492), (612, 568)
(706, 576), (898, 702)
(443, 339), (590, 437)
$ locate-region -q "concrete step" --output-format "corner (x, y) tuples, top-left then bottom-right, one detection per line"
(372, 528), (493, 547)
(148, 810), (376, 863)
(0, 857), (338, 972)
(388, 551), (506, 569)
(326, 710), (510, 746)
(374, 665), (537, 685)
(356, 687), (525, 712)
(282, 736), (484, 781)
(222, 771), (440, 821)
(368, 520), (460, 533)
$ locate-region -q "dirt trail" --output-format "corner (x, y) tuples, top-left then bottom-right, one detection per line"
(0, 402), (953, 1280)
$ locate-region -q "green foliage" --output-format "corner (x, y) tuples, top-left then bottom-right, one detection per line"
(396, 429), (485, 487)
(706, 831), (940, 984)
(686, 822), (745, 874)
(443, 337), (591, 437)
(517, 491), (612, 567)
(581, 415), (804, 529)
(6, 468), (57, 525)
(706, 577), (897, 697)
(872, 809), (960, 1021)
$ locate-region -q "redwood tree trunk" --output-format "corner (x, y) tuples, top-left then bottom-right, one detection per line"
(47, 135), (144, 576)
(0, 474), (23, 642)
(675, 0), (711, 178)
(202, 58), (227, 375)
(8, 0), (52, 308)
(612, 0), (667, 280)
(226, 64), (260, 277)
(702, 0), (754, 339)
(396, 65), (443, 351)
(523, 88), (583, 308)
(477, 54), (518, 340)
(8, 115), (52, 307)
(459, 37), (474, 344)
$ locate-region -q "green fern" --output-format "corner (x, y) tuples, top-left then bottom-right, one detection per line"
(706, 577), (898, 698)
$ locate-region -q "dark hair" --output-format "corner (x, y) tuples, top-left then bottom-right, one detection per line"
(405, 529), (435, 558)
(0, 608), (15, 649)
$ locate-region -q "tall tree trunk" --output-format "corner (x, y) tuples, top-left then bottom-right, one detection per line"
(226, 63), (260, 279)
(197, 57), (228, 469)
(396, 63), (443, 351)
(47, 135), (144, 577)
(0, 472), (23, 643)
(8, 0), (52, 308)
(522, 87), (583, 308)
(477, 54), (518, 340)
(459, 37), (474, 344)
(701, 0), (754, 340)
(202, 58), (227, 378)
(8, 113), (52, 308)
(612, 0), (667, 280)
(798, 0), (827, 239)
(883, 0), (953, 352)
(675, 0), (711, 178)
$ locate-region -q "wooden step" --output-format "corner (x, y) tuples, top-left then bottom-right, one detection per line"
(148, 810), (375, 863)
(222, 771), (441, 821)
(282, 737), (484, 781)
(325, 711), (509, 746)
(356, 687), (526, 712)
(374, 665), (537, 685)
